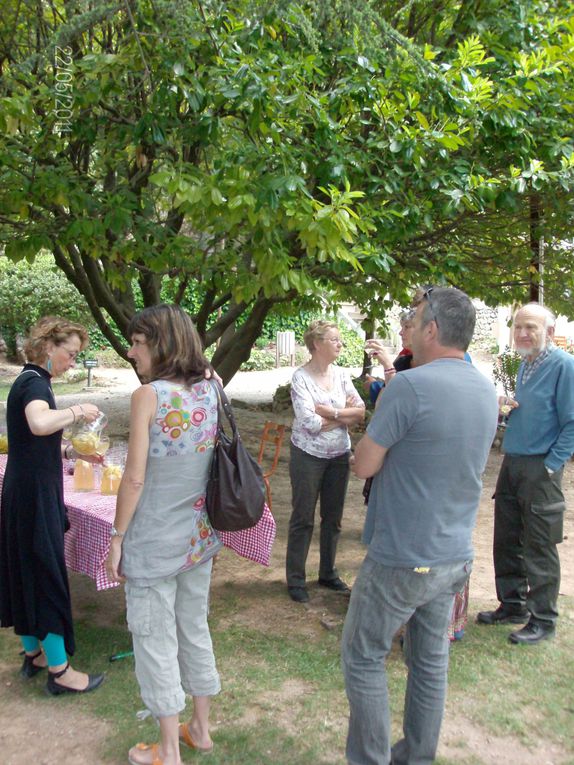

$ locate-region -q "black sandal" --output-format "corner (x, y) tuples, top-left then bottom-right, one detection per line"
(46, 662), (105, 696)
(20, 650), (46, 679)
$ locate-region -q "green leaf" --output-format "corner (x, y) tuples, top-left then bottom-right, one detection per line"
(415, 112), (430, 130)
(211, 188), (227, 205)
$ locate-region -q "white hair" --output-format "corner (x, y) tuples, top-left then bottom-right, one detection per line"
(514, 303), (555, 329)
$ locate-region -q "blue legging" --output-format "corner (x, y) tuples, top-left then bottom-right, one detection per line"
(20, 633), (67, 666)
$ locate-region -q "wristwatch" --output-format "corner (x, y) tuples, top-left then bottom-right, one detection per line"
(110, 526), (125, 538)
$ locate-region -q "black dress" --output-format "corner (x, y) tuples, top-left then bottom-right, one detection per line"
(0, 364), (75, 655)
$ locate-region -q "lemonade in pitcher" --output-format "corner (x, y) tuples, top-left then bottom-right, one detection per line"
(70, 411), (108, 456)
(100, 442), (127, 496)
(101, 464), (122, 495)
(73, 459), (95, 492)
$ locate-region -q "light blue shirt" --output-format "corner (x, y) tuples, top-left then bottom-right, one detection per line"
(364, 359), (498, 567)
(503, 348), (574, 472)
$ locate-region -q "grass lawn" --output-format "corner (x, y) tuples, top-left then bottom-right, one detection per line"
(0, 378), (89, 401)
(1, 588), (572, 764)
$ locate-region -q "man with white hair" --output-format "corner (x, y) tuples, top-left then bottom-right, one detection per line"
(477, 303), (574, 644)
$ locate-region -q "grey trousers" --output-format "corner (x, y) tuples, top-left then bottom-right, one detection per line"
(285, 443), (350, 587)
(493, 454), (565, 626)
(342, 556), (471, 765)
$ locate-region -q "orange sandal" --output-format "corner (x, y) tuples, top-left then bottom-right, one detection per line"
(178, 723), (214, 754)
(128, 742), (163, 765)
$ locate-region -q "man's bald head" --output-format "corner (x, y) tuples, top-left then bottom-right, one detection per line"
(513, 303), (555, 329)
(513, 303), (556, 360)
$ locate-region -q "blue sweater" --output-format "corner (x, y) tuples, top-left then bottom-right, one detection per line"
(503, 348), (574, 471)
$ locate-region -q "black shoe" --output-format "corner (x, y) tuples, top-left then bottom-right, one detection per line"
(508, 620), (555, 645)
(318, 577), (351, 594)
(20, 651), (46, 679)
(476, 606), (529, 625)
(46, 663), (105, 696)
(288, 586), (309, 603)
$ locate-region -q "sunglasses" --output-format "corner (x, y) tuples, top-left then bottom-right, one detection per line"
(423, 287), (439, 329)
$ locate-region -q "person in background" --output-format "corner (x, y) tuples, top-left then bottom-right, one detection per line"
(106, 304), (222, 765)
(477, 303), (574, 644)
(286, 320), (365, 603)
(0, 316), (105, 694)
(343, 287), (498, 765)
(364, 310), (415, 405)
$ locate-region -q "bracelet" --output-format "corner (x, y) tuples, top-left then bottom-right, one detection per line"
(333, 408), (339, 420)
(384, 368), (396, 374)
(69, 407), (76, 423)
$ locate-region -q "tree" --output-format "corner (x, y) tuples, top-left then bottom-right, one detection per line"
(0, 253), (93, 358)
(1, 0), (573, 381)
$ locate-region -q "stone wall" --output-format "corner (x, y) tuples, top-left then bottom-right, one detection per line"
(473, 305), (499, 350)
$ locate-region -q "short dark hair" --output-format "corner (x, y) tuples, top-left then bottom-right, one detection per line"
(419, 287), (476, 351)
(127, 304), (210, 385)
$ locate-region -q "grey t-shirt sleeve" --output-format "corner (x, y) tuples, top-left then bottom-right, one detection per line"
(366, 374), (419, 448)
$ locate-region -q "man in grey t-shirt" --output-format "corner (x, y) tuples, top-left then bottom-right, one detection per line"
(342, 287), (498, 765)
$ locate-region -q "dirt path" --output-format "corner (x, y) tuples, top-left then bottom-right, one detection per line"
(0, 366), (573, 764)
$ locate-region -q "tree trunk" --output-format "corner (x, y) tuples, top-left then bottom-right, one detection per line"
(210, 297), (274, 385)
(529, 193), (543, 303)
(361, 315), (375, 377)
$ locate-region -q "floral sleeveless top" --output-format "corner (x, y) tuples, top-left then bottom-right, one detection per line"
(121, 379), (222, 586)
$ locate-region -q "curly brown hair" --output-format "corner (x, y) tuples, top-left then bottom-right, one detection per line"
(24, 316), (89, 364)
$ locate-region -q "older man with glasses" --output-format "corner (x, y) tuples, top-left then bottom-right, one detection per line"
(342, 287), (498, 765)
(477, 303), (574, 644)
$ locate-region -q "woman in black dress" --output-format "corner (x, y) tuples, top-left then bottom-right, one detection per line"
(0, 316), (105, 694)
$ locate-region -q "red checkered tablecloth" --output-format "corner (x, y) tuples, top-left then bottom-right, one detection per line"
(218, 505), (276, 567)
(0, 456), (276, 591)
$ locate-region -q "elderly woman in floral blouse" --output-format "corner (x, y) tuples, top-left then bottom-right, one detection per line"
(286, 320), (365, 603)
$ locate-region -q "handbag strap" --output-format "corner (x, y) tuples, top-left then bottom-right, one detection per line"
(211, 379), (238, 436)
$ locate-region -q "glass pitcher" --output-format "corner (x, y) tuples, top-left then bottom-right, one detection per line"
(73, 458), (95, 492)
(101, 441), (127, 496)
(70, 411), (108, 457)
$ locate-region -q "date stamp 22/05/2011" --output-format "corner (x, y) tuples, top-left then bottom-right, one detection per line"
(53, 46), (74, 134)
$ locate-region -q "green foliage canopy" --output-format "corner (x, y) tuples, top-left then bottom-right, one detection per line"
(1, 0), (573, 381)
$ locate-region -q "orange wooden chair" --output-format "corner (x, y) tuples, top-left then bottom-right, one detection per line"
(257, 421), (286, 512)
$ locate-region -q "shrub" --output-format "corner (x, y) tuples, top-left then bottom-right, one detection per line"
(493, 349), (522, 396)
(239, 349), (276, 371)
(62, 368), (88, 384)
(93, 348), (132, 369)
(337, 324), (365, 368)
(0, 254), (93, 358)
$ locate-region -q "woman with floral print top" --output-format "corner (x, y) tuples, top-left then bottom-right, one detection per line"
(106, 305), (221, 765)
(286, 320), (365, 603)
